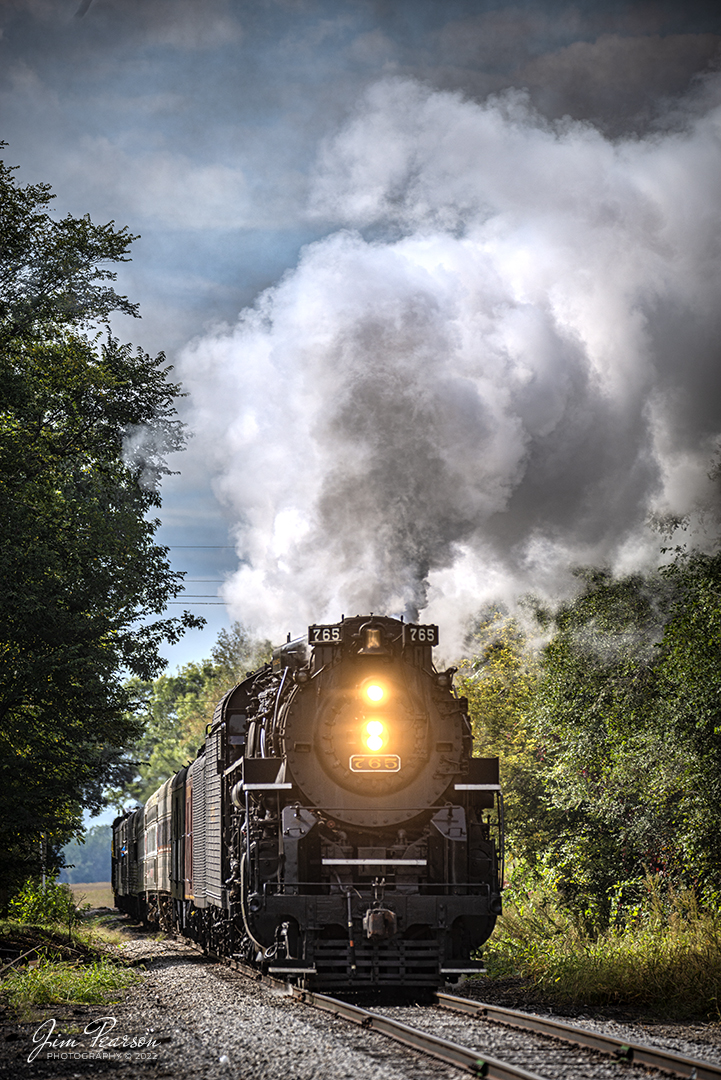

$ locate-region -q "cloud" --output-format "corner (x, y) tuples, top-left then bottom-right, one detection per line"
(0, 0), (59, 22)
(140, 0), (243, 50)
(52, 135), (301, 231)
(437, 7), (585, 71)
(64, 139), (250, 228)
(83, 0), (243, 50)
(347, 29), (396, 67)
(518, 33), (721, 127)
(429, 11), (721, 133)
(1, 0), (243, 47)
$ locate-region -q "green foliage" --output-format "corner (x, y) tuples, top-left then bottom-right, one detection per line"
(529, 563), (721, 924)
(0, 149), (203, 896)
(59, 825), (111, 885)
(529, 569), (675, 923)
(2, 955), (140, 1017)
(657, 549), (721, 891)
(486, 874), (721, 1017)
(457, 607), (551, 865)
(459, 551), (721, 955)
(0, 146), (138, 343)
(108, 622), (271, 806)
(7, 880), (79, 927)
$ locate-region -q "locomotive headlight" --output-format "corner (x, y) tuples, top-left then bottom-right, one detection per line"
(365, 682), (385, 704)
(363, 719), (387, 752)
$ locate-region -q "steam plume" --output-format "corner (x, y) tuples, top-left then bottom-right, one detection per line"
(180, 77), (721, 641)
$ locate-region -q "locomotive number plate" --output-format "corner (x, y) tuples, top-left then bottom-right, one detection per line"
(404, 623), (439, 646)
(308, 624), (342, 644)
(349, 754), (401, 772)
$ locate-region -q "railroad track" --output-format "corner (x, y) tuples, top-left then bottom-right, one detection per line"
(173, 936), (720, 1080)
(224, 958), (720, 1080)
(437, 994), (721, 1079)
(292, 986), (721, 1080)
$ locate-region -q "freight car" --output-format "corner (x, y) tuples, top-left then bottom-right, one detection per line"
(112, 615), (503, 990)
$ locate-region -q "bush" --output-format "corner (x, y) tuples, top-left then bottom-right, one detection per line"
(485, 874), (721, 1017)
(8, 879), (79, 927)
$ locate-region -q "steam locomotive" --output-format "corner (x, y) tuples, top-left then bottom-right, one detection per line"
(112, 615), (503, 990)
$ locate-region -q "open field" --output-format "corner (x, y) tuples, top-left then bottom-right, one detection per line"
(68, 881), (115, 909)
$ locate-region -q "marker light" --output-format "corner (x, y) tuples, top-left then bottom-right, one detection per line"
(365, 683), (384, 703)
(363, 720), (387, 752)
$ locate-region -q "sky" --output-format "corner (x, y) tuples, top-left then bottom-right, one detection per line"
(3, 0), (721, 669)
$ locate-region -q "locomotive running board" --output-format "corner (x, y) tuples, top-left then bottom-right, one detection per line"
(268, 966), (317, 974)
(321, 858), (427, 865)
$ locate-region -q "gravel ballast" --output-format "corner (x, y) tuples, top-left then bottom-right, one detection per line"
(1, 934), (464, 1080)
(377, 1000), (718, 1080)
(2, 924), (720, 1079)
(455, 974), (721, 1066)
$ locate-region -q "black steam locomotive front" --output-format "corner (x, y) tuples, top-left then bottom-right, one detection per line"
(212, 615), (503, 989)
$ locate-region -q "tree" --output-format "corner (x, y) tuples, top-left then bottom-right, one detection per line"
(0, 150), (202, 899)
(0, 149), (138, 343)
(529, 571), (669, 923)
(531, 563), (721, 926)
(457, 607), (550, 870)
(657, 549), (721, 899)
(458, 554), (721, 928)
(108, 623), (272, 808)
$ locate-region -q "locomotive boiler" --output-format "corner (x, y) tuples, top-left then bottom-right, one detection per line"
(113, 615), (503, 990)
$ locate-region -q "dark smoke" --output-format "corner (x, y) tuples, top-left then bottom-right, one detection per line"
(181, 77), (721, 645)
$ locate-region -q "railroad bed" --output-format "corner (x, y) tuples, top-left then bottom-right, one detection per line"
(2, 927), (719, 1080)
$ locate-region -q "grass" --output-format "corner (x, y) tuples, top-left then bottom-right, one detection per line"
(485, 880), (721, 1018)
(1, 911), (129, 954)
(67, 881), (115, 909)
(2, 955), (140, 1018)
(0, 899), (140, 1020)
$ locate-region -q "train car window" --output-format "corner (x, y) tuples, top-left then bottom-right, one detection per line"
(146, 825), (157, 856)
(228, 712), (246, 736)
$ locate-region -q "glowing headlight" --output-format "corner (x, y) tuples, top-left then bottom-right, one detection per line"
(365, 682), (384, 703)
(363, 719), (387, 752)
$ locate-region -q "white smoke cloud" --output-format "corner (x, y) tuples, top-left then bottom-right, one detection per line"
(180, 76), (721, 642)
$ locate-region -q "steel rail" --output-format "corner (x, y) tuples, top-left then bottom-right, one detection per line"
(183, 943), (721, 1080)
(222, 955), (544, 1077)
(437, 994), (721, 1080)
(289, 986), (548, 1080)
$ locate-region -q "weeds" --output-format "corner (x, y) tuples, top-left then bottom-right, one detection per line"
(80, 916), (130, 949)
(2, 954), (140, 1018)
(486, 875), (721, 1017)
(1, 877), (138, 1019)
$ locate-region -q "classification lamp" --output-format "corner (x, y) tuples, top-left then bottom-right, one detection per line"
(363, 719), (388, 752)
